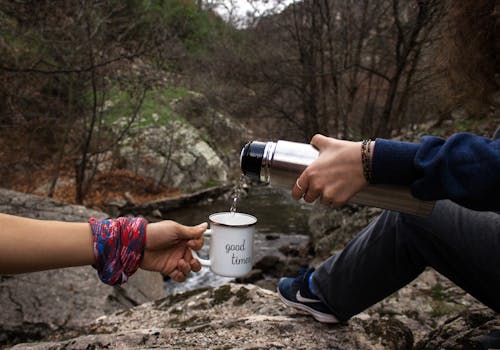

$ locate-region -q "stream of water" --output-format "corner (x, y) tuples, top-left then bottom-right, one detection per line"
(164, 185), (312, 294)
(166, 185), (312, 234)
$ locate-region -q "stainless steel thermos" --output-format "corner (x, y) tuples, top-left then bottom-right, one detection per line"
(240, 140), (435, 216)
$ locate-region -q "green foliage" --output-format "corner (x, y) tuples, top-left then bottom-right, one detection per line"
(212, 284), (233, 305)
(204, 178), (221, 188)
(428, 283), (465, 318)
(429, 283), (448, 301)
(139, 87), (188, 125)
(427, 128), (446, 137)
(103, 87), (191, 127)
(427, 114), (494, 138)
(134, 0), (228, 54)
(431, 299), (465, 319)
(455, 117), (481, 133)
(162, 87), (191, 100)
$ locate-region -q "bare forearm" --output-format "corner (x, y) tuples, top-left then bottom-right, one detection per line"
(0, 213), (94, 274)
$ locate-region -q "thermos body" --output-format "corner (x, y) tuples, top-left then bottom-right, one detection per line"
(240, 140), (435, 216)
(261, 141), (318, 188)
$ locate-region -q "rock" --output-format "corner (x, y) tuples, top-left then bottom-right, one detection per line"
(0, 189), (164, 346)
(416, 308), (500, 350)
(151, 209), (162, 218)
(307, 204), (381, 261)
(365, 269), (483, 344)
(489, 90), (500, 107)
(0, 188), (104, 222)
(254, 278), (279, 291)
(0, 267), (163, 345)
(234, 269), (264, 284)
(103, 197), (129, 217)
(118, 119), (229, 192)
(246, 232), (310, 279)
(33, 178), (74, 198)
(10, 284), (414, 350)
(110, 89), (252, 193)
(118, 184), (233, 217)
(253, 233), (310, 267)
(450, 107), (470, 120)
(254, 256), (285, 274)
(170, 91), (253, 173)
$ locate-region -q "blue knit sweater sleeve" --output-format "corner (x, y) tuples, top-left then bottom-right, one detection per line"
(371, 133), (500, 211)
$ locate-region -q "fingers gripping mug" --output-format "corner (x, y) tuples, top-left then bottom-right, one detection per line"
(192, 212), (257, 277)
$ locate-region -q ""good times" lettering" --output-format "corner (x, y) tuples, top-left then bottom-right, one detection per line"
(225, 240), (251, 265)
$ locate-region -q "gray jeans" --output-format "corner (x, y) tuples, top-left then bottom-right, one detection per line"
(312, 200), (500, 321)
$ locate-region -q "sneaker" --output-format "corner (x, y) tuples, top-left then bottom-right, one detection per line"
(277, 268), (338, 323)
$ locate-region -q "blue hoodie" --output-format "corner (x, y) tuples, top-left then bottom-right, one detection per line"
(372, 132), (500, 211)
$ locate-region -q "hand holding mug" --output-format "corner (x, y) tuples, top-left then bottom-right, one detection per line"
(141, 220), (206, 282)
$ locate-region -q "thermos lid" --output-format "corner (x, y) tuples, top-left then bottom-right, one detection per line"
(240, 141), (266, 180)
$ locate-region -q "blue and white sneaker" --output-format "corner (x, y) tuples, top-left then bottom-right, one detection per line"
(277, 268), (338, 323)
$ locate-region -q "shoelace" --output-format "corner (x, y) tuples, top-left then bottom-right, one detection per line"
(292, 268), (309, 286)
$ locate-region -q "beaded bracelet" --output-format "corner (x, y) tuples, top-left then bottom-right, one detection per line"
(361, 139), (373, 183)
(89, 217), (147, 286)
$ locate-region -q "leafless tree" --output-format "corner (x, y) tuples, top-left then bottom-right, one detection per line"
(218, 0), (445, 140)
(0, 1), (177, 203)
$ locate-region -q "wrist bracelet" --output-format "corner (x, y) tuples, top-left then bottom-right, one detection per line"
(89, 217), (147, 285)
(361, 139), (373, 183)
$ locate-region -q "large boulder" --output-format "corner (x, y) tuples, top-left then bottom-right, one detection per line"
(115, 90), (252, 194)
(10, 284), (414, 350)
(8, 271), (500, 349)
(118, 118), (229, 192)
(0, 189), (164, 346)
(170, 91), (253, 172)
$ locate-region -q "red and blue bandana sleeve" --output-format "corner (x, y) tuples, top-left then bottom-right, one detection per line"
(89, 217), (147, 285)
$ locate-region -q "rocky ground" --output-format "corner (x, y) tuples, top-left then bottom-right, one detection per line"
(2, 188), (499, 349)
(8, 283), (499, 350)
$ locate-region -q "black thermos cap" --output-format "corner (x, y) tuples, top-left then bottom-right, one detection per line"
(240, 141), (266, 181)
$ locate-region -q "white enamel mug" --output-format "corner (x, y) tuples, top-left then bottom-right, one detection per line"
(192, 212), (257, 277)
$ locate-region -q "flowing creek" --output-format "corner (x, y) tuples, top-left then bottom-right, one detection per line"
(163, 185), (313, 295)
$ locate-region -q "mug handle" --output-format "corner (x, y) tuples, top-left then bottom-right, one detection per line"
(191, 229), (212, 267)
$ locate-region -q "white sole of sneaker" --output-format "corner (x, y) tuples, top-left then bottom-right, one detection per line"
(277, 287), (338, 324)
